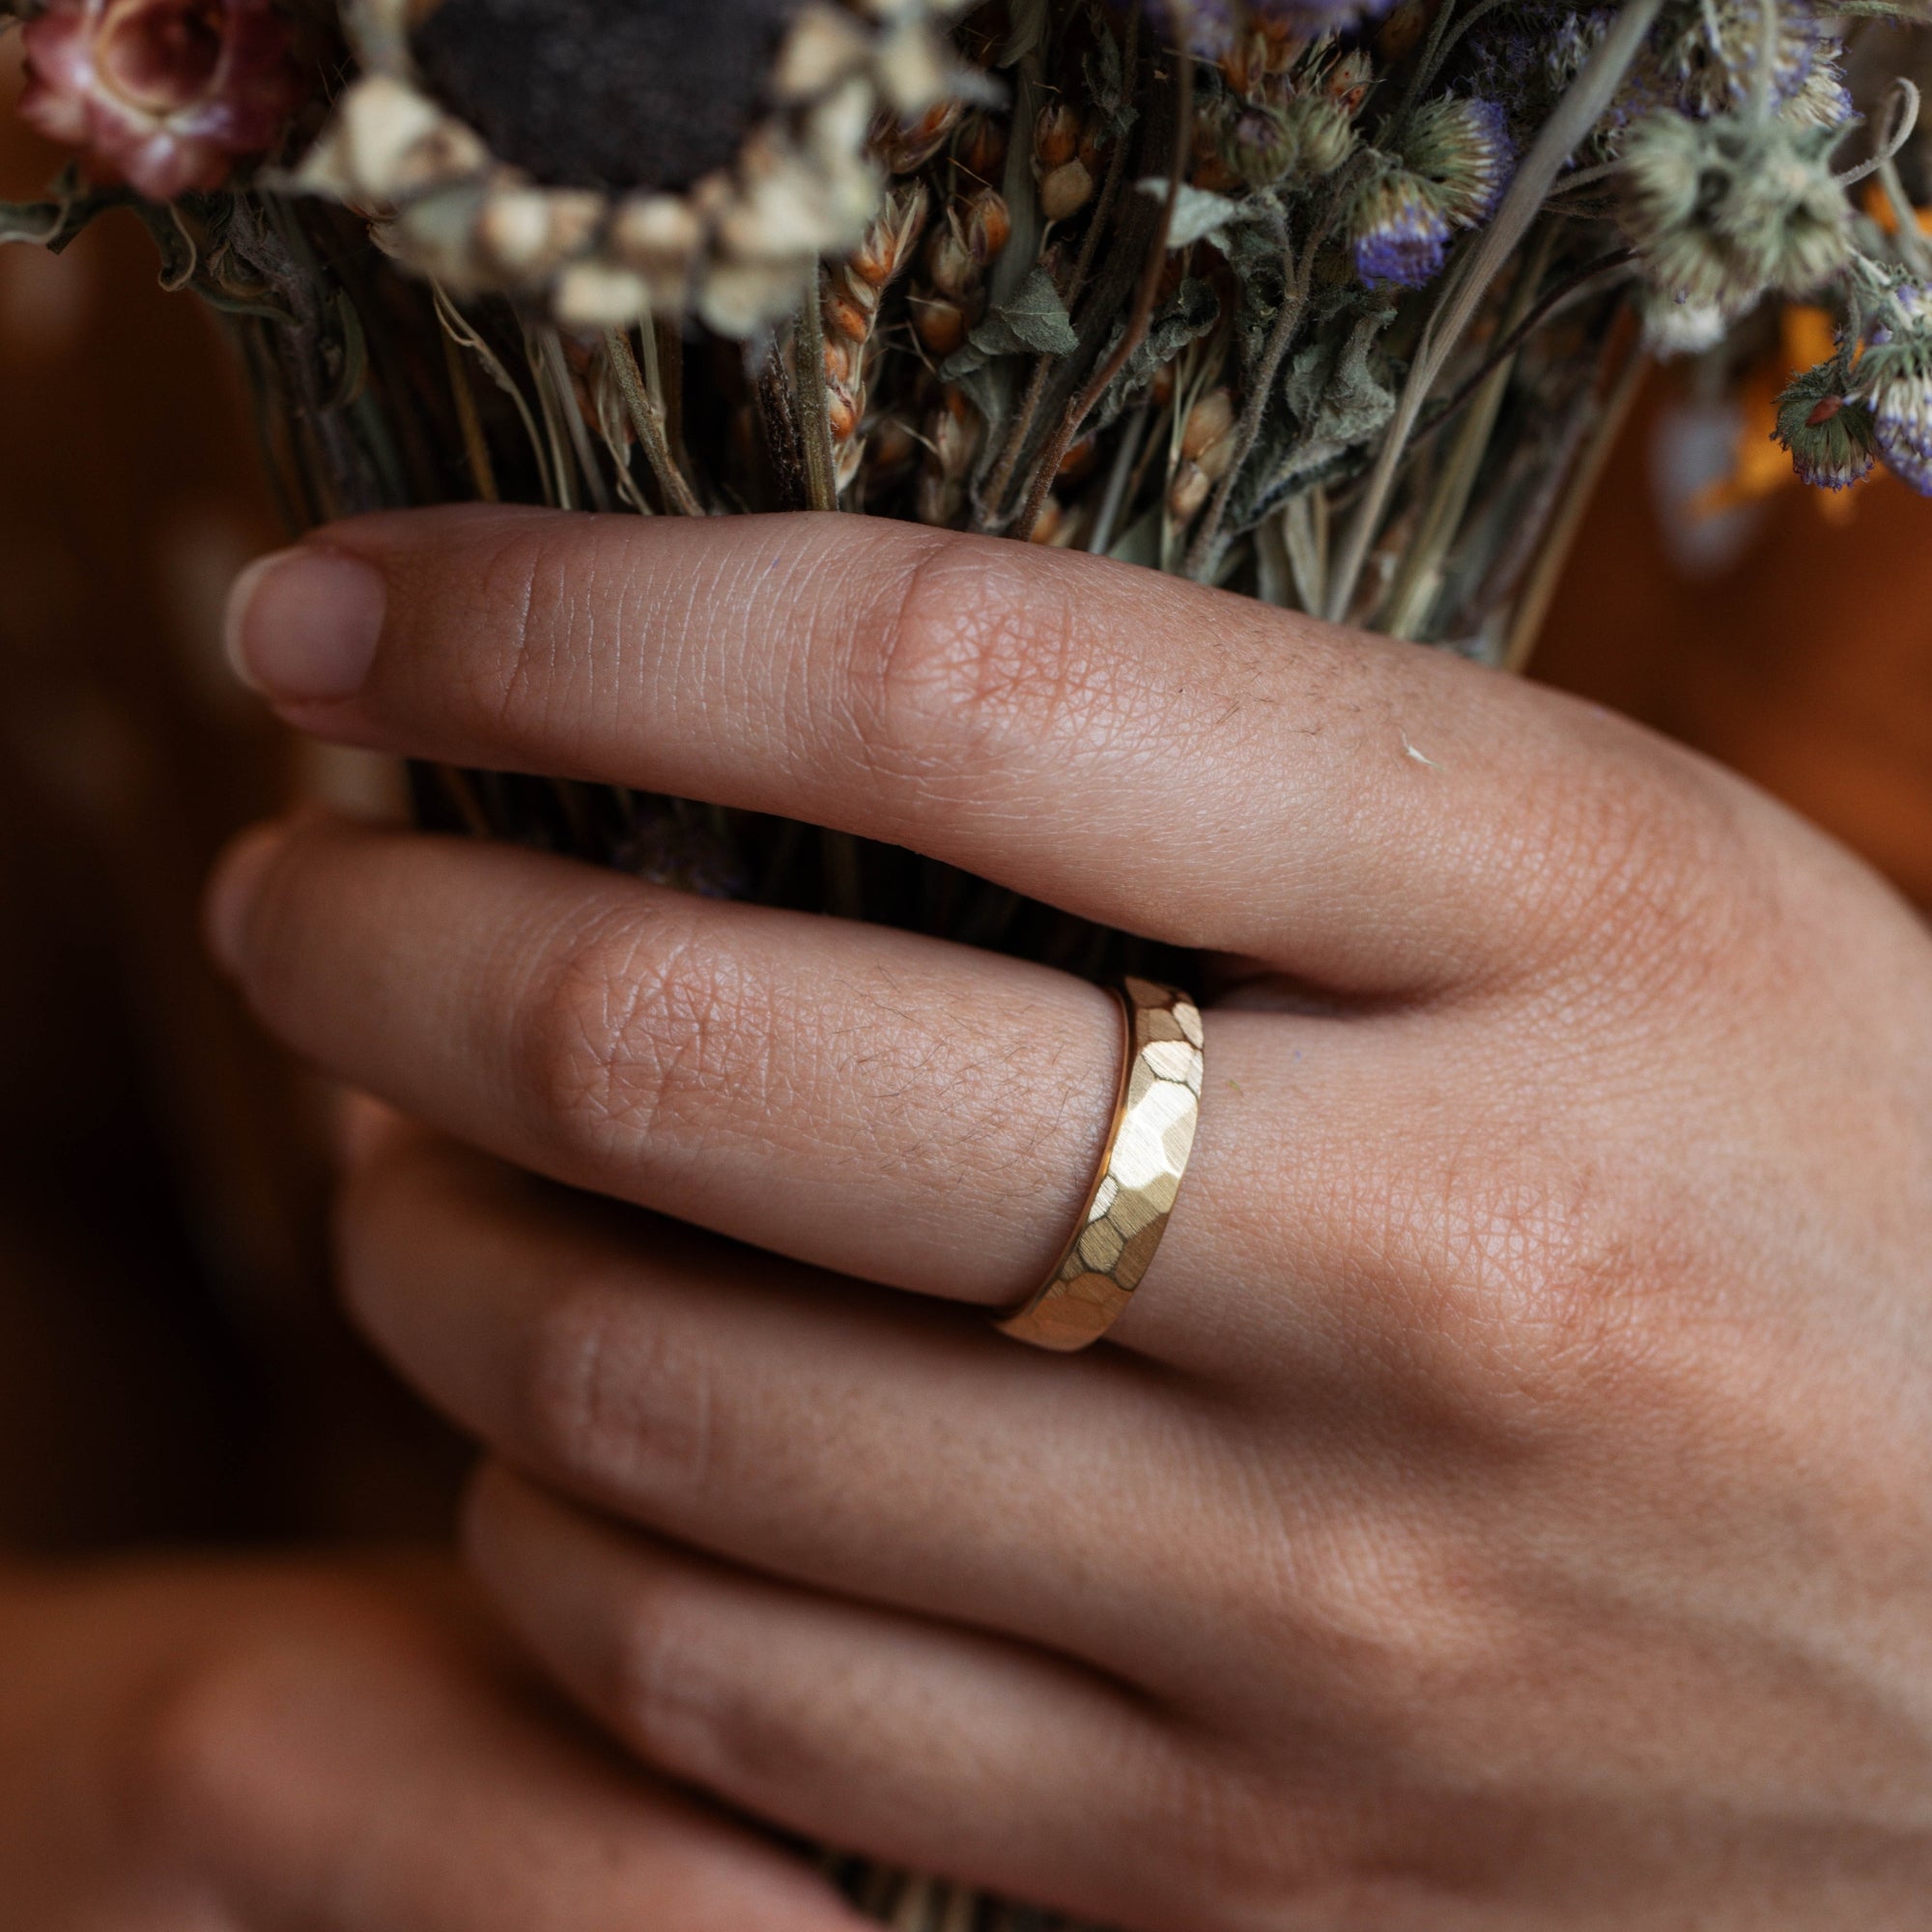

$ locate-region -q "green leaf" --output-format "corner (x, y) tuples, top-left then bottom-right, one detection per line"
(942, 265), (1078, 378)
(1083, 25), (1139, 141)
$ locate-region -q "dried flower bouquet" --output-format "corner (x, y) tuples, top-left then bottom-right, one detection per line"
(5, 0), (1931, 1921)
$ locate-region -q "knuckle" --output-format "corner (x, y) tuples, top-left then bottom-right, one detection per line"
(604, 1574), (777, 1790)
(1508, 733), (1779, 1000)
(853, 536), (1104, 791)
(518, 1269), (717, 1497)
(513, 909), (780, 1173)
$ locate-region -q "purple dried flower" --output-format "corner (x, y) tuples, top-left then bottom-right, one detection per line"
(1351, 172), (1452, 288)
(1775, 363), (1877, 491)
(1139, 0), (1392, 60)
(1857, 286), (1932, 495)
(1403, 93), (1514, 226)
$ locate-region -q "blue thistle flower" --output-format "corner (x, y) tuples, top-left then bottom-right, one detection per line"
(1858, 285), (1932, 496)
(1350, 172), (1453, 288)
(1402, 94), (1515, 226)
(1775, 361), (1877, 491)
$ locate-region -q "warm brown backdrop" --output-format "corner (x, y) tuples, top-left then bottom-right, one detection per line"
(2, 69), (1926, 1550)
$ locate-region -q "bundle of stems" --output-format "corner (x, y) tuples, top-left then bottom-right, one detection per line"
(8, 0), (1932, 1918)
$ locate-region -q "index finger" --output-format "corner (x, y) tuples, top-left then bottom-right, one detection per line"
(227, 504), (1702, 993)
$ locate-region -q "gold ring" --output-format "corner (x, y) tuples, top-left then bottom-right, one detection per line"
(994, 977), (1205, 1352)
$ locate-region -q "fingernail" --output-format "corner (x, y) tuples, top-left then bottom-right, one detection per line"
(204, 821), (290, 977)
(224, 548), (386, 701)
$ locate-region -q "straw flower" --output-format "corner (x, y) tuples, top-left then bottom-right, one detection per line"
(18, 0), (304, 200)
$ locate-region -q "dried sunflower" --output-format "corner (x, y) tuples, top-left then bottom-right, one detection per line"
(295, 0), (972, 336)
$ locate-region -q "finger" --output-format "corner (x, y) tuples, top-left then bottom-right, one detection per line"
(120, 1562), (863, 1932)
(466, 1463), (1272, 1932)
(337, 1118), (1215, 1669)
(224, 505), (1690, 992)
(211, 813), (1155, 1318)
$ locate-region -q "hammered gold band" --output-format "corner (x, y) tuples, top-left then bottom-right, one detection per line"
(994, 978), (1205, 1352)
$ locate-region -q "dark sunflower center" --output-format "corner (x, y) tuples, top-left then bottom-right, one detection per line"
(411, 0), (809, 194)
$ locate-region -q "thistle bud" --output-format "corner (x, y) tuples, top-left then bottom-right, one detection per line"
(1324, 49), (1376, 117)
(1400, 96), (1512, 229)
(1350, 171), (1452, 289)
(1223, 103), (1298, 186)
(1622, 114), (1851, 310)
(1774, 362), (1877, 490)
(1035, 100), (1083, 170)
(1281, 92), (1357, 179)
(1040, 156), (1095, 221)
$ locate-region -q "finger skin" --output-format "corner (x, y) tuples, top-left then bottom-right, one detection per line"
(213, 814), (1122, 1310)
(0, 1554), (862, 1932)
(229, 504), (1736, 993)
(465, 1463), (1282, 1932)
(336, 1117), (1217, 1671)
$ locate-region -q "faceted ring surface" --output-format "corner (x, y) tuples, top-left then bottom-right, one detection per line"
(994, 977), (1205, 1352)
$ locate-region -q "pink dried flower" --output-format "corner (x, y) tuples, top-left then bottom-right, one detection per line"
(19, 0), (304, 202)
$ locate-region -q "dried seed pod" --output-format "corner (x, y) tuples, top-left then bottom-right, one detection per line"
(1167, 460), (1211, 524)
(916, 385), (980, 526)
(1181, 387), (1236, 469)
(822, 180), (929, 493)
(875, 98), (961, 174)
(955, 111), (1007, 185)
(910, 288), (970, 355)
(1057, 434), (1099, 484)
(1039, 157), (1094, 222)
(1035, 99), (1083, 169)
(925, 218), (978, 298)
(961, 185), (1011, 269)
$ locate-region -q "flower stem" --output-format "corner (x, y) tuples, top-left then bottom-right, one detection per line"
(605, 327), (704, 515)
(1323, 0), (1665, 624)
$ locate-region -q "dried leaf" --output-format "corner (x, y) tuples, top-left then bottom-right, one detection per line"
(1137, 179), (1245, 249)
(1083, 24), (1139, 141)
(1095, 276), (1221, 424)
(942, 264), (1078, 377)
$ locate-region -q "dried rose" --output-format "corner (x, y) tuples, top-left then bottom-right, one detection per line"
(18, 0), (305, 202)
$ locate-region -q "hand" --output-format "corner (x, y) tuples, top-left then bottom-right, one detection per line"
(0, 1550), (862, 1929)
(211, 506), (1932, 1927)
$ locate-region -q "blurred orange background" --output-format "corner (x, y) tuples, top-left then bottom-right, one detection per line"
(2, 54), (1928, 1555)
